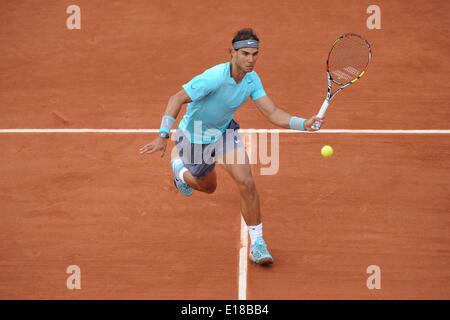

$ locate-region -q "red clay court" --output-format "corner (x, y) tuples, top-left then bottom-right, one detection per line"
(0, 1), (449, 299)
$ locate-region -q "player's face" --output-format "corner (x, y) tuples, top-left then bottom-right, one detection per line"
(232, 48), (259, 72)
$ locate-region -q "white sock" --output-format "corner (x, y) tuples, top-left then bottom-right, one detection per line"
(178, 167), (188, 183)
(248, 223), (263, 245)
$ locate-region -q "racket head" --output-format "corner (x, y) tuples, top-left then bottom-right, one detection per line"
(326, 33), (372, 86)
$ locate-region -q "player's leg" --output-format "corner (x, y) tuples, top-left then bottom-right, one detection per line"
(212, 120), (260, 226)
(221, 156), (260, 226)
(171, 140), (217, 194)
(173, 119), (242, 196)
(220, 149), (273, 265)
(216, 120), (261, 225)
(183, 166), (217, 194)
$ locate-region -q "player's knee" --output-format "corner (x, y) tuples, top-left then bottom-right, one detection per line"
(238, 176), (256, 195)
(202, 182), (217, 194)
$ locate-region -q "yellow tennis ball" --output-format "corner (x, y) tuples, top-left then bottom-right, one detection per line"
(321, 145), (334, 158)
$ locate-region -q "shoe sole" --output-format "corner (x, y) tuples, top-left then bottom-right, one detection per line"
(249, 255), (273, 265)
(173, 179), (193, 196)
(257, 257), (273, 265)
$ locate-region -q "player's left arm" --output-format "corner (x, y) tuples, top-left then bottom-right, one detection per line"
(254, 95), (322, 131)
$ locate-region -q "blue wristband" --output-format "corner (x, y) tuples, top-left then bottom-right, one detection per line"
(289, 116), (307, 131)
(159, 115), (175, 134)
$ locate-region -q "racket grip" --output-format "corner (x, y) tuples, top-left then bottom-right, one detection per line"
(312, 99), (329, 130)
(317, 99), (329, 118)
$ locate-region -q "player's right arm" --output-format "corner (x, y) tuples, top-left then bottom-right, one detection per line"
(139, 89), (191, 157)
(140, 64), (222, 156)
(163, 89), (192, 120)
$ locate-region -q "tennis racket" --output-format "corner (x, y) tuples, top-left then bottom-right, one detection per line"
(312, 33), (372, 130)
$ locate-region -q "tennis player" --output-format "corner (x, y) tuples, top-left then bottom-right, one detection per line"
(140, 28), (323, 265)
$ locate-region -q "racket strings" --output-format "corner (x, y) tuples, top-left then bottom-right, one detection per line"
(328, 35), (371, 84)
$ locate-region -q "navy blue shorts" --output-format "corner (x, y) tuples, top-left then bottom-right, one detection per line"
(174, 119), (243, 179)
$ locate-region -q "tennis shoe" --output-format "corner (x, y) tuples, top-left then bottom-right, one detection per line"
(249, 237), (273, 265)
(171, 158), (193, 196)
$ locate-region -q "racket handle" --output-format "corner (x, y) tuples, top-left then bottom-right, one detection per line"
(312, 99), (329, 130)
(317, 99), (329, 118)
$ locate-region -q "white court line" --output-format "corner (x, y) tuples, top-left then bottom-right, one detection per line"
(238, 215), (248, 300)
(0, 129), (449, 134)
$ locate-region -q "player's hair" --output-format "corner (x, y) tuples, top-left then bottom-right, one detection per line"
(231, 28), (259, 44)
